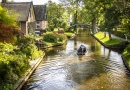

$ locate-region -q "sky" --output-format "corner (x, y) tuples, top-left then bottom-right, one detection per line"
(0, 0), (59, 5)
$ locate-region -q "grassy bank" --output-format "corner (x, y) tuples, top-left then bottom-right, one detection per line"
(64, 32), (75, 38)
(41, 32), (67, 48)
(94, 32), (130, 70)
(94, 32), (123, 46)
(94, 32), (129, 50)
(122, 44), (130, 69)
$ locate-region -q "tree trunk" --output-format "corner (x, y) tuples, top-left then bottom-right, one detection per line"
(104, 32), (106, 38)
(108, 32), (112, 40)
(74, 10), (78, 33)
(92, 17), (96, 34)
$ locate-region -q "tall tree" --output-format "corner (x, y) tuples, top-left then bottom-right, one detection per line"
(83, 0), (101, 34)
(59, 0), (83, 32)
(47, 0), (68, 31)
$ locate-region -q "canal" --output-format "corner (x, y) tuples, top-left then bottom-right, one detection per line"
(22, 31), (130, 90)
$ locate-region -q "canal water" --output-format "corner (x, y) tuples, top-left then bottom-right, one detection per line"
(22, 31), (130, 90)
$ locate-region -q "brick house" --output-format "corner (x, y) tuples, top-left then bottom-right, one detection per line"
(1, 0), (48, 35)
(33, 5), (48, 34)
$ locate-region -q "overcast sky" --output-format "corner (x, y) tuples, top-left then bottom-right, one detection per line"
(0, 0), (59, 5)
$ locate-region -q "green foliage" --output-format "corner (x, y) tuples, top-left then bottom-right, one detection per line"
(16, 35), (35, 47)
(0, 39), (44, 89)
(0, 84), (13, 90)
(123, 44), (130, 66)
(64, 32), (75, 38)
(17, 35), (43, 59)
(57, 34), (67, 42)
(0, 6), (18, 26)
(61, 22), (68, 31)
(21, 44), (43, 59)
(0, 43), (30, 82)
(95, 32), (122, 45)
(43, 33), (58, 43)
(47, 1), (69, 29)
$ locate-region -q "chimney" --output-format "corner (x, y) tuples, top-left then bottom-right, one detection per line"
(2, 0), (7, 3)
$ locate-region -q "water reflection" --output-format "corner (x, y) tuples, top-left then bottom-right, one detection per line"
(22, 31), (130, 90)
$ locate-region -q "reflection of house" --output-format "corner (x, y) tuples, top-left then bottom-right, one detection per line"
(1, 0), (35, 35)
(1, 0), (48, 35)
(33, 5), (48, 34)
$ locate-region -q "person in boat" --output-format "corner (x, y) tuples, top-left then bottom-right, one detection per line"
(77, 45), (86, 54)
(80, 45), (85, 52)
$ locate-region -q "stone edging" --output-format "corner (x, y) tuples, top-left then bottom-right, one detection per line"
(13, 53), (45, 90)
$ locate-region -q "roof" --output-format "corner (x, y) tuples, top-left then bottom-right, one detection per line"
(2, 2), (32, 21)
(34, 5), (46, 21)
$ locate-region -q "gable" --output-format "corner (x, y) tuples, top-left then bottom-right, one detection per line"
(34, 5), (47, 21)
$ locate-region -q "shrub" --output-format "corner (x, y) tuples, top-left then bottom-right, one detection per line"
(0, 43), (30, 82)
(57, 34), (67, 42)
(16, 35), (35, 47)
(43, 33), (57, 43)
(21, 44), (43, 60)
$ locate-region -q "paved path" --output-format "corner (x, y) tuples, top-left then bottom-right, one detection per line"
(107, 33), (130, 42)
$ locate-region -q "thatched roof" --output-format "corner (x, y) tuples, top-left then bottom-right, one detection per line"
(2, 2), (32, 21)
(34, 5), (47, 21)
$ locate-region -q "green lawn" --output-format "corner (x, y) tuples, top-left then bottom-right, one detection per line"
(64, 32), (75, 38)
(94, 32), (123, 46)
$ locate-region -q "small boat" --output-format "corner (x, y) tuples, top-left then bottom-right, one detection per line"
(77, 45), (87, 55)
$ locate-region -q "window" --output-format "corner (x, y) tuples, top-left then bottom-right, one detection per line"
(36, 21), (40, 29)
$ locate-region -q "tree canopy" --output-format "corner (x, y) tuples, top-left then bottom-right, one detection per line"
(0, 6), (18, 26)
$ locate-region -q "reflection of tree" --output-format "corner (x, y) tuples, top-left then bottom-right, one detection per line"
(107, 49), (111, 59)
(74, 36), (77, 50)
(66, 59), (105, 84)
(90, 39), (101, 55)
(90, 40), (96, 52)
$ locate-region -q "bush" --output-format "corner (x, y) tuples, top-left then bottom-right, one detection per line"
(43, 33), (57, 43)
(21, 44), (43, 59)
(0, 37), (44, 89)
(0, 43), (30, 83)
(61, 22), (68, 31)
(16, 35), (35, 47)
(57, 34), (67, 42)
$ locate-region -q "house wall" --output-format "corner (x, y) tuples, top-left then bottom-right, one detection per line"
(25, 4), (35, 35)
(20, 22), (27, 34)
(35, 20), (48, 30)
(42, 21), (48, 29)
(28, 4), (35, 22)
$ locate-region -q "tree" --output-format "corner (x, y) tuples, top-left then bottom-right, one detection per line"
(0, 22), (23, 43)
(59, 0), (83, 32)
(0, 6), (23, 43)
(0, 6), (18, 26)
(47, 0), (68, 30)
